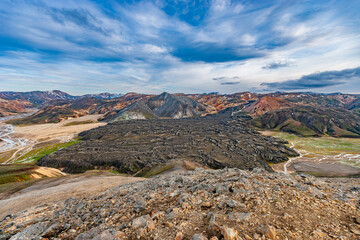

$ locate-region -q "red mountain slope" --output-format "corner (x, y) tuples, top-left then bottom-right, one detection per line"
(244, 96), (294, 116)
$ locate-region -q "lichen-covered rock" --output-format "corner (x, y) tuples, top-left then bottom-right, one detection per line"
(132, 215), (155, 230)
(10, 222), (47, 240)
(192, 233), (208, 240)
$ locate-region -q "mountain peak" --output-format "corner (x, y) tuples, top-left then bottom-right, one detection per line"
(158, 92), (172, 98)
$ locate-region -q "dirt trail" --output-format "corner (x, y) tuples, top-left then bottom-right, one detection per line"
(0, 174), (145, 219)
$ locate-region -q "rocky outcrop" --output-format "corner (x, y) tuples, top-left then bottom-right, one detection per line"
(37, 114), (298, 174)
(1, 168), (359, 239)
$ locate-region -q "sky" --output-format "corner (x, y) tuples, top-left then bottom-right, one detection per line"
(0, 0), (360, 95)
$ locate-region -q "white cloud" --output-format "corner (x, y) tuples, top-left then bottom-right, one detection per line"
(0, 0), (360, 94)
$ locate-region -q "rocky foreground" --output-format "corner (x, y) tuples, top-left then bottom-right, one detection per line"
(1, 168), (359, 240)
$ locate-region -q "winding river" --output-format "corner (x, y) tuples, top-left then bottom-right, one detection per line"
(0, 110), (37, 158)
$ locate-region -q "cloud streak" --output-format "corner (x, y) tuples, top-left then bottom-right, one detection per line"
(261, 67), (360, 90)
(262, 61), (292, 69)
(220, 81), (241, 85)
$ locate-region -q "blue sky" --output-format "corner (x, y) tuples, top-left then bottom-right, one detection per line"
(0, 0), (360, 95)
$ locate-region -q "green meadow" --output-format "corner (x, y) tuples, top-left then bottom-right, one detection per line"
(268, 131), (360, 167)
(12, 140), (80, 164)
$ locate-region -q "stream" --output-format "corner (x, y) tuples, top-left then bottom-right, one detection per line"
(0, 110), (37, 155)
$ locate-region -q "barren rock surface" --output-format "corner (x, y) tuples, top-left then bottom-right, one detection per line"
(0, 173), (144, 219)
(1, 168), (359, 239)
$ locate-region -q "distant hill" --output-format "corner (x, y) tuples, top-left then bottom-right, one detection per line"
(104, 101), (156, 121)
(0, 98), (32, 117)
(6, 98), (106, 124)
(243, 96), (294, 116)
(148, 92), (205, 118)
(0, 90), (79, 106)
(3, 90), (360, 132)
(187, 92), (258, 114)
(270, 92), (359, 108)
(252, 106), (360, 137)
(82, 92), (123, 99)
(102, 92), (206, 122)
(7, 93), (152, 125)
(345, 98), (360, 112)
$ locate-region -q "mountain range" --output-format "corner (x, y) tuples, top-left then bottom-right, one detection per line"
(252, 106), (360, 137)
(2, 90), (360, 137)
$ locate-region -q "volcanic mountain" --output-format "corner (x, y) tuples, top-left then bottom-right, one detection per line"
(82, 92), (123, 99)
(252, 105), (360, 137)
(102, 92), (206, 122)
(243, 96), (294, 116)
(102, 101), (156, 121)
(7, 93), (151, 125)
(0, 90), (79, 106)
(3, 90), (360, 129)
(345, 98), (360, 112)
(0, 98), (33, 117)
(7, 98), (108, 125)
(187, 92), (258, 114)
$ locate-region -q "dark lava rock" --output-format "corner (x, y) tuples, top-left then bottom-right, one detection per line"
(37, 114), (298, 174)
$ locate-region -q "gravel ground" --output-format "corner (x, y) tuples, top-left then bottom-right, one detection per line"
(1, 168), (359, 240)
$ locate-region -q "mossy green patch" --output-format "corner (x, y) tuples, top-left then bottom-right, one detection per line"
(0, 164), (36, 185)
(14, 140), (81, 164)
